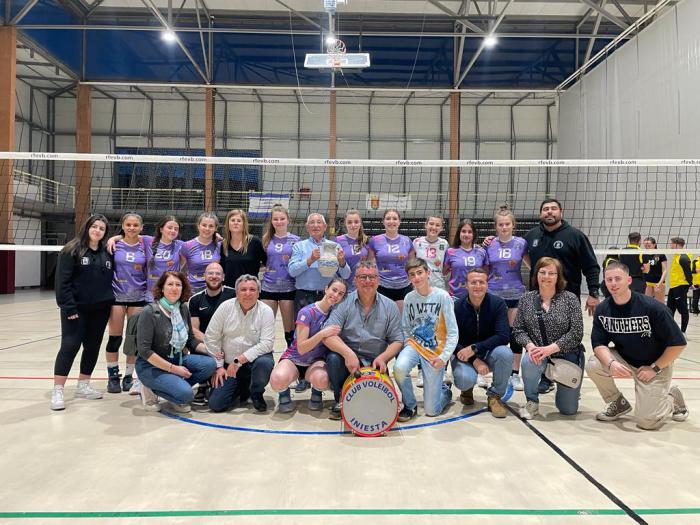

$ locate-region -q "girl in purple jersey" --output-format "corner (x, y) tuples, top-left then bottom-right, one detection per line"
(260, 205), (300, 347)
(486, 206), (530, 390)
(269, 277), (347, 413)
(444, 219), (489, 300)
(368, 208), (415, 313)
(336, 209), (369, 293)
(180, 211), (221, 294)
(143, 216), (184, 303)
(106, 213), (148, 394)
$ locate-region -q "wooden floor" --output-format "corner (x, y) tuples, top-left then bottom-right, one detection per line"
(1, 290), (699, 525)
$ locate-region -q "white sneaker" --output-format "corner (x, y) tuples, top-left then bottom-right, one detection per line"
(169, 403), (191, 414)
(416, 373), (424, 388)
(510, 374), (524, 391)
(128, 379), (142, 396)
(670, 385), (689, 422)
(51, 386), (65, 411)
(519, 400), (539, 420)
(75, 381), (103, 400)
(477, 374), (489, 389)
(140, 385), (161, 412)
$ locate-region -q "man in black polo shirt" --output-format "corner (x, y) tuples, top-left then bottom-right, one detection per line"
(188, 262), (235, 405)
(587, 262), (689, 430)
(189, 262), (236, 339)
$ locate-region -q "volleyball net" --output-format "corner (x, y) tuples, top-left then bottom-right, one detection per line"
(1, 152), (699, 253)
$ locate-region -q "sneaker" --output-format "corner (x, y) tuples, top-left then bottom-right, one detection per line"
(477, 374), (489, 389)
(75, 381), (103, 400)
(460, 388), (475, 406)
(487, 394), (507, 418)
(519, 400), (539, 420)
(308, 388), (323, 411)
(277, 389), (294, 413)
(329, 402), (342, 420)
(538, 377), (555, 394)
(140, 385), (160, 412)
(50, 386), (65, 411)
(416, 374), (424, 388)
(192, 385), (208, 407)
(169, 403), (191, 414)
(107, 366), (121, 394)
(596, 394), (632, 421)
(122, 374), (134, 393)
(670, 385), (689, 422)
(398, 405), (418, 422)
(251, 394), (268, 413)
(294, 379), (310, 393)
(509, 373), (524, 391)
(128, 379), (142, 396)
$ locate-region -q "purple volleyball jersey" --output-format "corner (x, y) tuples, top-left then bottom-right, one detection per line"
(486, 237), (528, 301)
(143, 235), (185, 302)
(280, 303), (329, 365)
(445, 246), (489, 299)
(369, 234), (413, 289)
(261, 234), (300, 293)
(336, 234), (369, 291)
(112, 239), (148, 302)
(181, 238), (222, 293)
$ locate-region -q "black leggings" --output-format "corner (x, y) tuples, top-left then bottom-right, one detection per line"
(54, 306), (111, 377)
(667, 285), (690, 332)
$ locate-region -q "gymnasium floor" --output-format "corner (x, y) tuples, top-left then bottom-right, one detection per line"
(0, 290), (698, 525)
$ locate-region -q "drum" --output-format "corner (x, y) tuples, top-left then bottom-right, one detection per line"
(341, 367), (399, 437)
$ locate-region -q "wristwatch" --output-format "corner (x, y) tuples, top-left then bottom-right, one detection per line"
(233, 358), (240, 365)
(651, 363), (662, 374)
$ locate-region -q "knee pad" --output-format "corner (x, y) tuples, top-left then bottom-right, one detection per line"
(106, 335), (123, 354)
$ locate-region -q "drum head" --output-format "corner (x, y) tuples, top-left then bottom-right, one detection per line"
(341, 376), (399, 437)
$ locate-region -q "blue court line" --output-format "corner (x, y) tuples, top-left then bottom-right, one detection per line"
(161, 383), (513, 435)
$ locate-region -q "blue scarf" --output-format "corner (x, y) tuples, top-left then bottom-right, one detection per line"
(158, 297), (188, 363)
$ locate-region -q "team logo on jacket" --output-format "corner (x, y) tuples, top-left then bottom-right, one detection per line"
(553, 241), (564, 249)
(106, 260), (112, 269)
(81, 257), (89, 265)
(532, 239), (539, 247)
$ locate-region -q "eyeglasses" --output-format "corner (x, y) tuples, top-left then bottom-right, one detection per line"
(356, 274), (379, 281)
(537, 270), (558, 277)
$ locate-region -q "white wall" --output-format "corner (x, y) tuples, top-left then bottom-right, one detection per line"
(557, 0), (700, 249)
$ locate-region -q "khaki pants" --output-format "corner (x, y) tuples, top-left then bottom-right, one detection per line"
(586, 351), (673, 430)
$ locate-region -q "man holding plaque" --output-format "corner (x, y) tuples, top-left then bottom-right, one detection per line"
(393, 258), (458, 421)
(288, 213), (350, 316)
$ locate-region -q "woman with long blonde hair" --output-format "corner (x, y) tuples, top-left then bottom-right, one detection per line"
(220, 209), (266, 289)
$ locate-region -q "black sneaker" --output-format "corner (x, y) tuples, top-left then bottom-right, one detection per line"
(538, 377), (555, 394)
(397, 405), (418, 422)
(295, 379), (310, 393)
(122, 374), (133, 393)
(107, 366), (121, 394)
(329, 402), (342, 420)
(251, 394), (268, 413)
(192, 385), (208, 407)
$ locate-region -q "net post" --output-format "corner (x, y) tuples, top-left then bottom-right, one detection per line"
(0, 27), (16, 294)
(448, 92), (460, 241)
(75, 84), (92, 235)
(328, 89), (337, 234)
(204, 87), (215, 212)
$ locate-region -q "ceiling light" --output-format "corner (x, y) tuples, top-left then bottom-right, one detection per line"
(325, 35), (337, 45)
(483, 35), (498, 48)
(161, 29), (177, 43)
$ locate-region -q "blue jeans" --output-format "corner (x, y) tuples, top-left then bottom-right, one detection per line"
(451, 345), (513, 398)
(208, 353), (274, 412)
(393, 346), (451, 416)
(136, 353), (217, 405)
(521, 349), (584, 415)
(326, 351), (373, 402)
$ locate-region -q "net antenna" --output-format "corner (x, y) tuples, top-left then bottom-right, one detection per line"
(305, 0), (370, 84)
